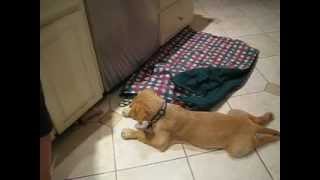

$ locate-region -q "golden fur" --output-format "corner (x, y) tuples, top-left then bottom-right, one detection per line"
(121, 89), (280, 158)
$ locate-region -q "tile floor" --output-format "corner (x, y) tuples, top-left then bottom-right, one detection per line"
(52, 0), (280, 179)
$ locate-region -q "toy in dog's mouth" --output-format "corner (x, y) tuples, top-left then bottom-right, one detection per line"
(135, 121), (149, 129)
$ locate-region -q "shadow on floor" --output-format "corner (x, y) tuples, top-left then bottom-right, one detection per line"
(189, 14), (215, 32)
(52, 122), (114, 179)
(53, 122), (105, 167)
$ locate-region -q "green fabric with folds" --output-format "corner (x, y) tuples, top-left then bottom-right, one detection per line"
(172, 67), (252, 111)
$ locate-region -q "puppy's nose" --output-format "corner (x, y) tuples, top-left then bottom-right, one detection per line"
(122, 107), (131, 117)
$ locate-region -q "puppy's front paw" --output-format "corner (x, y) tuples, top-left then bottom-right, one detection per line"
(121, 128), (137, 140)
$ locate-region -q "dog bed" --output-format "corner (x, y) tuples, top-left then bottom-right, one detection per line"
(120, 27), (259, 109)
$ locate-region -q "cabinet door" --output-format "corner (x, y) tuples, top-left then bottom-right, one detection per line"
(40, 9), (103, 134)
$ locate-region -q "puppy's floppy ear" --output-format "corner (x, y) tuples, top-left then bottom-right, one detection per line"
(134, 102), (150, 121)
(129, 95), (138, 107)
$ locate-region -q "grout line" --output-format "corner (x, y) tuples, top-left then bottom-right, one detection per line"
(111, 128), (118, 180)
(232, 32), (271, 39)
(232, 32), (280, 46)
(259, 55), (280, 60)
(263, 30), (280, 36)
(186, 148), (222, 158)
(262, 29), (281, 34)
(67, 170), (116, 180)
(182, 145), (196, 180)
(226, 101), (232, 110)
(261, 30), (280, 34)
(255, 150), (275, 180)
(116, 156), (187, 172)
(255, 67), (270, 84)
(254, 67), (270, 92)
(230, 90), (266, 98)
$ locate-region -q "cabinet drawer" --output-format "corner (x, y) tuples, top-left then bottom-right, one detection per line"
(160, 0), (177, 11)
(159, 0), (193, 45)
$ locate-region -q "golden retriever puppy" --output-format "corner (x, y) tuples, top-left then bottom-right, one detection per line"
(121, 89), (280, 158)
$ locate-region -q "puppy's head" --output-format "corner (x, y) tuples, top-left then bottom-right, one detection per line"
(126, 89), (163, 124)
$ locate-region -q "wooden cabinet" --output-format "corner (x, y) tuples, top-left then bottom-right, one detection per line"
(40, 0), (103, 134)
(160, 0), (178, 11)
(40, 0), (193, 133)
(159, 0), (194, 45)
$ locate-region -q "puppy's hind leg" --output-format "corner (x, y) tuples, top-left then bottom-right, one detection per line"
(228, 109), (274, 126)
(226, 136), (255, 158)
(254, 134), (280, 148)
(253, 112), (274, 126)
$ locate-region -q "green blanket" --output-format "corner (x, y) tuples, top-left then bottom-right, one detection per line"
(172, 67), (253, 111)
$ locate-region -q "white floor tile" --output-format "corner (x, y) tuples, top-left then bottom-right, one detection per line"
(232, 69), (267, 96)
(228, 92), (280, 130)
(267, 31), (280, 44)
(201, 5), (263, 37)
(53, 124), (114, 180)
(189, 151), (272, 180)
(251, 13), (280, 33)
(257, 141), (280, 180)
(265, 82), (280, 96)
(260, 0), (280, 14)
(222, 16), (263, 37)
(205, 6), (246, 21)
(238, 1), (274, 18)
(257, 56), (280, 85)
(201, 22), (229, 37)
(117, 158), (193, 180)
(72, 172), (116, 180)
(193, 0), (208, 16)
(236, 34), (280, 58)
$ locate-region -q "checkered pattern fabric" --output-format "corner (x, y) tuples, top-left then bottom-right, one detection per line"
(120, 27), (259, 106)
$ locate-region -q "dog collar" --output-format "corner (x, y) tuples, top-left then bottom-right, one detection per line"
(147, 100), (167, 128)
